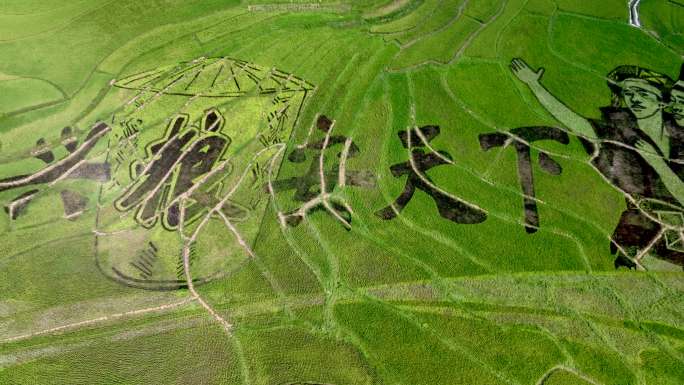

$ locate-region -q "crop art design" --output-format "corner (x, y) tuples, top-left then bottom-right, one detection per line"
(2, 3), (684, 384)
(0, 57), (313, 290)
(375, 125), (487, 224)
(369, 59), (684, 273)
(479, 126), (569, 233)
(93, 57), (314, 290)
(0, 124), (111, 220)
(271, 115), (376, 230)
(507, 59), (684, 271)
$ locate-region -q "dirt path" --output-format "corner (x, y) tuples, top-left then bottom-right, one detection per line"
(337, 137), (354, 187)
(535, 365), (603, 385)
(363, 0), (411, 19)
(1, 297), (193, 344)
(176, 145), (287, 335)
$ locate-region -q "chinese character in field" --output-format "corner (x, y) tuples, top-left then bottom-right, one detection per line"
(375, 125), (487, 224)
(270, 115), (375, 229)
(479, 126), (569, 233)
(0, 123), (111, 220)
(115, 109), (242, 230)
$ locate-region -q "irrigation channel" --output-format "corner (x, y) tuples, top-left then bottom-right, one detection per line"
(629, 0), (642, 27)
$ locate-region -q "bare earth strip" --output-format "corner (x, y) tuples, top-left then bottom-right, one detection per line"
(363, 0), (412, 19)
(1, 297), (193, 344)
(177, 145), (287, 335)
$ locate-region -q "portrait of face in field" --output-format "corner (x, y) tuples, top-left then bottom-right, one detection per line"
(670, 86), (684, 126)
(620, 79), (663, 119)
(607, 66), (672, 120)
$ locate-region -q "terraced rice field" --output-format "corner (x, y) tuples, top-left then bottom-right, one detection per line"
(0, 1), (683, 384)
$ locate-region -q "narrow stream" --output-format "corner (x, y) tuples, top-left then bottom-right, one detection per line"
(629, 0), (642, 27)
